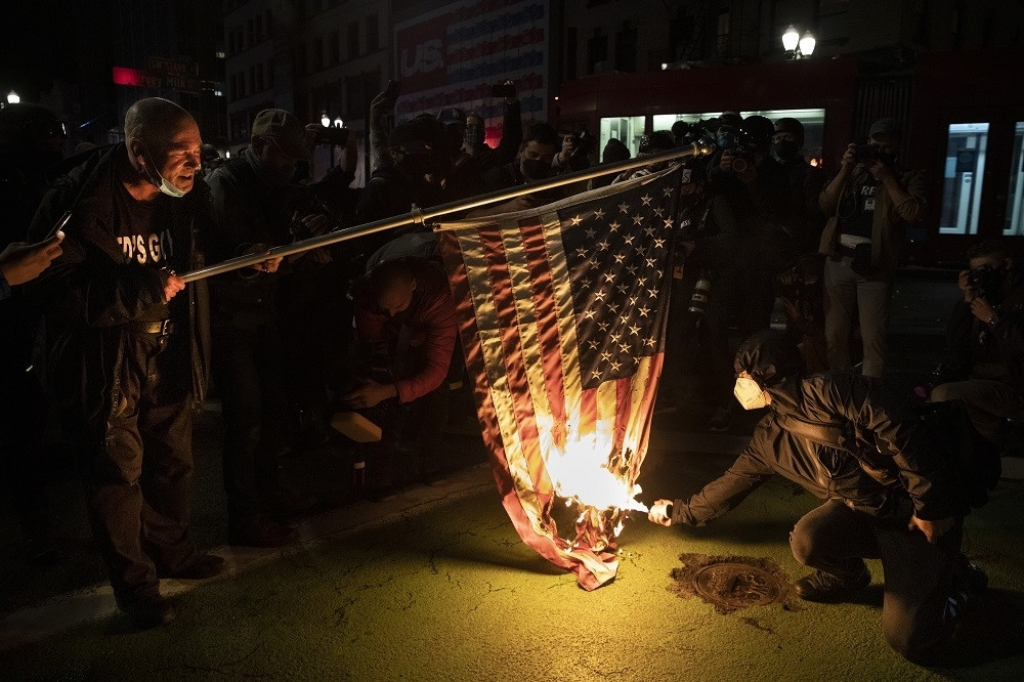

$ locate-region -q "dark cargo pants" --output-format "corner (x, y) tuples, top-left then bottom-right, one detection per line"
(81, 331), (197, 605)
(790, 499), (964, 664)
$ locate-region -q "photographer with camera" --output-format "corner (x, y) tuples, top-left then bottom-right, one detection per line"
(205, 108), (326, 547)
(818, 117), (926, 379)
(927, 240), (1024, 451)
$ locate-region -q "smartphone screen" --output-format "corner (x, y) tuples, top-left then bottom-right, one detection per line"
(44, 211), (72, 241)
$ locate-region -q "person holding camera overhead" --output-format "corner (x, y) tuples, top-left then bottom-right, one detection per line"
(818, 117), (926, 378)
(928, 240), (1023, 451)
(205, 109), (326, 548)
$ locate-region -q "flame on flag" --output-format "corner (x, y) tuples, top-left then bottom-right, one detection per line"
(436, 167), (680, 590)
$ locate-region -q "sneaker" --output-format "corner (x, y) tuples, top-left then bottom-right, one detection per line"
(708, 405), (733, 432)
(157, 554), (226, 580)
(229, 518), (299, 548)
(121, 594), (176, 629)
(795, 564), (871, 602)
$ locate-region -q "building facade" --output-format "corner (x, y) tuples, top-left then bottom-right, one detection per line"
(555, 0), (1024, 262)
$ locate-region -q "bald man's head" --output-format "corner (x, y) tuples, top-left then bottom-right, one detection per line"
(368, 261), (418, 317)
(125, 97), (202, 197)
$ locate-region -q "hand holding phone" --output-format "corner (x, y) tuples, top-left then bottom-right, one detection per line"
(45, 211), (73, 242)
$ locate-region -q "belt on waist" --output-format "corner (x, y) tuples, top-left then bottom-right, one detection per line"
(838, 243), (862, 258)
(128, 319), (176, 336)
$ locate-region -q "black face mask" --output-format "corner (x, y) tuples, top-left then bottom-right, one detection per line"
(521, 158), (552, 181)
(773, 140), (800, 161)
(465, 124), (485, 148)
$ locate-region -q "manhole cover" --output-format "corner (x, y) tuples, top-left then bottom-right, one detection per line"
(692, 562), (781, 609)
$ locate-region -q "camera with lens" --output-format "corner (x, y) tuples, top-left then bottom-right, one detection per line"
(687, 270), (712, 315)
(853, 143), (881, 163)
(716, 125), (756, 174)
(491, 79), (517, 99)
(966, 265), (1006, 304)
(314, 126), (350, 146)
(775, 264), (810, 303)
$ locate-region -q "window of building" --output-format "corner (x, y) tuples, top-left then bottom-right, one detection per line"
(313, 36), (324, 71)
(329, 30), (340, 65)
(587, 29), (608, 75)
(248, 66), (255, 96)
(599, 116), (646, 157)
(247, 19), (254, 49)
(913, 0), (930, 47)
(367, 14), (379, 53)
(255, 13), (263, 42)
(716, 11), (731, 56)
(345, 75), (365, 118)
(266, 9), (274, 37)
(940, 122), (989, 235)
(267, 59), (275, 88)
(651, 107), (828, 164)
(348, 21), (360, 60)
(1004, 121), (1024, 236)
(295, 44), (308, 76)
(256, 63), (264, 91)
(566, 27), (578, 81)
(614, 22), (638, 73)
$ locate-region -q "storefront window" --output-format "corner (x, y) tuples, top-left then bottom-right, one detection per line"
(598, 116), (645, 158)
(1004, 121), (1024, 236)
(650, 108), (826, 165)
(940, 122), (989, 235)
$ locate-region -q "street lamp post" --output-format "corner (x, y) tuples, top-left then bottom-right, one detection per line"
(6, 90), (20, 105)
(782, 25), (815, 59)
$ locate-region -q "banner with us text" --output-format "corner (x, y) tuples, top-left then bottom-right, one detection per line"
(393, 0), (548, 130)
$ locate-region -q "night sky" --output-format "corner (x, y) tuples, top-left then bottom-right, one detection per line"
(1, 4), (78, 99)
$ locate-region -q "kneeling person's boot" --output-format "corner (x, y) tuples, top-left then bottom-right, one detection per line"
(796, 563), (871, 602)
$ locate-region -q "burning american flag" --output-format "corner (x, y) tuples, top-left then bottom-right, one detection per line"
(435, 167), (680, 590)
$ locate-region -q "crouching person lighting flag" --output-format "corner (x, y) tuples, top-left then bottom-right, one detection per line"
(434, 167), (681, 590)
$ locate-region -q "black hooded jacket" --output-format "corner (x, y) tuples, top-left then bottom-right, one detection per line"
(27, 143), (212, 430)
(672, 372), (958, 525)
(671, 334), (957, 525)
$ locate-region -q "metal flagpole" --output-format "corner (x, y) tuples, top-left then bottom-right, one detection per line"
(179, 142), (715, 283)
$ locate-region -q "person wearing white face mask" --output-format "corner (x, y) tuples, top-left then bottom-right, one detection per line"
(27, 97), (222, 629)
(648, 330), (995, 665)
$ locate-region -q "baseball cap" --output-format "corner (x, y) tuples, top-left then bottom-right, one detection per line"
(868, 117), (901, 139)
(774, 117), (804, 138)
(437, 107), (467, 127)
(251, 108), (311, 160)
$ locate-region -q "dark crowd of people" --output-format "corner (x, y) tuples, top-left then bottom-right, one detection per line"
(0, 85), (1021, 664)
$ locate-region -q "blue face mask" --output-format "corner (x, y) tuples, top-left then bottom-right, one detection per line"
(142, 143), (187, 198)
